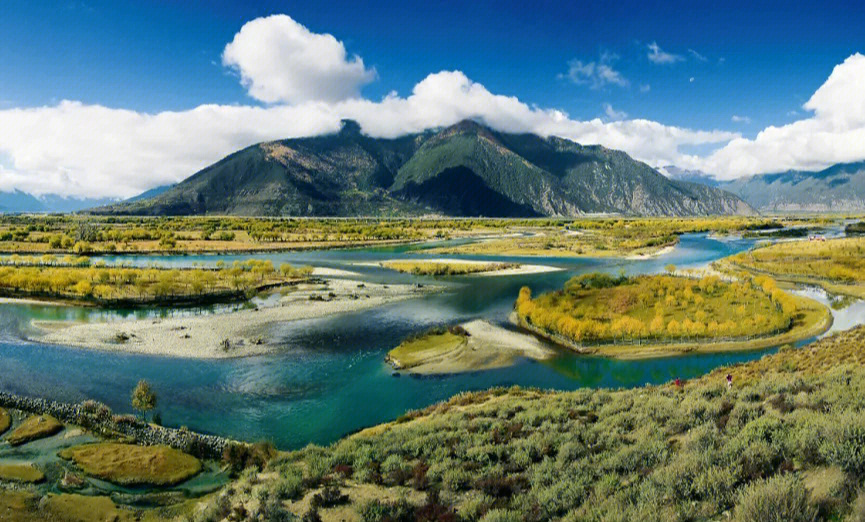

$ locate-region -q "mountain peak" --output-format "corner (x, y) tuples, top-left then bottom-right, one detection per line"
(338, 119), (362, 135)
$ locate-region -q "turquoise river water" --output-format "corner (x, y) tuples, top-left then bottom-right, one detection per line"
(0, 233), (858, 449)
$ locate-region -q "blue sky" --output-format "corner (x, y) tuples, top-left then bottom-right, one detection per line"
(1, 0), (864, 197)
(2, 0), (861, 131)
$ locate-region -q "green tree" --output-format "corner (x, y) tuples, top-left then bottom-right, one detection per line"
(132, 379), (157, 420)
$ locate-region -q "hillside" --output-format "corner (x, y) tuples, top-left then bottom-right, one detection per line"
(96, 120), (754, 217)
(723, 161), (865, 211)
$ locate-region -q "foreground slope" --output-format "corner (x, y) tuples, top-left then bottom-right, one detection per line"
(97, 120), (754, 217)
(204, 326), (865, 521)
(724, 161), (865, 211)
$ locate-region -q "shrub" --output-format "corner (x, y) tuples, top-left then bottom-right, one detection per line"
(732, 474), (817, 522)
(358, 498), (415, 522)
(310, 485), (349, 509)
(819, 411), (865, 475)
(272, 468), (303, 501)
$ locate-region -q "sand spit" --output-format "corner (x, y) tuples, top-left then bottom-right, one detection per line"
(392, 320), (556, 375)
(30, 279), (439, 359)
(364, 259), (562, 277)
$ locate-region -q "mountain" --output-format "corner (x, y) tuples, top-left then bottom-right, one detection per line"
(0, 190), (114, 213)
(95, 119), (754, 217)
(723, 161), (865, 211)
(126, 184), (176, 203)
(660, 166), (720, 187)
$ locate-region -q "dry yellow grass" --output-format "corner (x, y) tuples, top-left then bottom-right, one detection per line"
(0, 464), (44, 483)
(58, 443), (201, 486)
(6, 415), (63, 446)
(0, 409), (10, 435)
(380, 260), (518, 275)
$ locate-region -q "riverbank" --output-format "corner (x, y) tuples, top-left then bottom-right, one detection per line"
(386, 320), (555, 374)
(29, 278), (441, 359)
(512, 292), (833, 360)
(625, 244), (677, 260)
(370, 258), (562, 277)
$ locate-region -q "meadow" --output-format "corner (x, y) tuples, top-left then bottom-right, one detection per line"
(724, 236), (865, 298)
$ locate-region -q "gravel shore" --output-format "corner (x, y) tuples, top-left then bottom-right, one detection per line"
(30, 279), (439, 359)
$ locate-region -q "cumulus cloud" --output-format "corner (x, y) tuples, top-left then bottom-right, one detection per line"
(647, 42), (684, 64)
(689, 53), (865, 179)
(0, 69), (738, 198)
(561, 51), (628, 89)
(603, 103), (627, 121)
(3, 14), (864, 198)
(222, 14), (375, 104)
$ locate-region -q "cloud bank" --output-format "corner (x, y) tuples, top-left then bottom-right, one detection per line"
(0, 14), (863, 197)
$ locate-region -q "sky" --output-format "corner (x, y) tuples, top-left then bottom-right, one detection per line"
(1, 0), (864, 199)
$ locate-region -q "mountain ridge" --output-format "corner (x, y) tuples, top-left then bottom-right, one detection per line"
(93, 120), (755, 217)
(722, 161), (865, 211)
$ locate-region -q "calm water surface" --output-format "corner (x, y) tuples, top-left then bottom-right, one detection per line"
(0, 233), (857, 449)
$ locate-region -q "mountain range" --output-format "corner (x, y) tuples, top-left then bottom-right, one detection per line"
(94, 120), (753, 217)
(0, 190), (115, 213)
(721, 161), (865, 212)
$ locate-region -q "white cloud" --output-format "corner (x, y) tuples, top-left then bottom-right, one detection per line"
(647, 42), (684, 64)
(561, 51), (628, 89)
(731, 115), (751, 124)
(603, 103), (627, 121)
(688, 49), (708, 62)
(6, 15), (865, 197)
(0, 69), (738, 198)
(222, 14), (375, 104)
(689, 53), (865, 179)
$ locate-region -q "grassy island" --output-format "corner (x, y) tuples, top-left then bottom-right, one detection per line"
(724, 237), (865, 298)
(59, 443), (202, 487)
(380, 260), (520, 276)
(513, 272), (828, 357)
(845, 221), (865, 235)
(0, 256), (312, 305)
(6, 415), (63, 446)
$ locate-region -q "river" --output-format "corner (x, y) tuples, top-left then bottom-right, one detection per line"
(0, 233), (854, 449)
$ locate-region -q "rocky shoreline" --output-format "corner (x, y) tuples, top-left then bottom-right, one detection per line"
(0, 391), (231, 460)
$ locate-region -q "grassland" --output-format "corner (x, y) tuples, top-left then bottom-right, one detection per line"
(0, 464), (44, 483)
(58, 443), (202, 486)
(380, 260), (520, 276)
(194, 325), (865, 521)
(724, 236), (865, 298)
(427, 216), (824, 258)
(0, 215), (835, 257)
(511, 272), (822, 359)
(0, 409), (9, 435)
(6, 415), (63, 446)
(0, 257), (311, 305)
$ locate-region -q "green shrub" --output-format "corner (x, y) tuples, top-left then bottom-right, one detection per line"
(733, 474), (817, 522)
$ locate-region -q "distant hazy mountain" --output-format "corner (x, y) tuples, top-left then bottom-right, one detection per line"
(723, 161), (865, 211)
(0, 190), (114, 213)
(126, 184), (176, 203)
(94, 119), (754, 217)
(660, 166), (721, 187)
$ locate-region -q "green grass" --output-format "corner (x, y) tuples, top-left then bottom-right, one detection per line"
(201, 325), (865, 521)
(58, 443), (201, 487)
(0, 464), (44, 484)
(387, 330), (468, 369)
(6, 415), (63, 446)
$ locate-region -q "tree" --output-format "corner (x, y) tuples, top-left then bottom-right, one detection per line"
(132, 379), (157, 420)
(665, 264), (676, 274)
